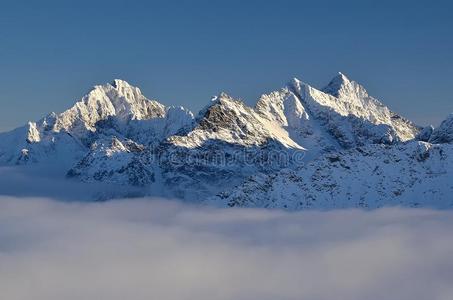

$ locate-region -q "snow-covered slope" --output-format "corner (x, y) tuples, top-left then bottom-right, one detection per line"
(0, 74), (450, 209)
(429, 114), (453, 144)
(0, 116), (86, 167)
(255, 87), (340, 160)
(67, 137), (154, 187)
(210, 141), (453, 209)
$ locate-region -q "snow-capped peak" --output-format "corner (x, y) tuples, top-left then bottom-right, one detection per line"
(107, 79), (165, 120)
(111, 78), (135, 89)
(49, 80), (166, 139)
(167, 92), (304, 149)
(321, 72), (351, 97)
(288, 74), (419, 146)
(321, 72), (370, 101)
(108, 79), (156, 115)
(196, 92), (241, 120)
(289, 77), (304, 90)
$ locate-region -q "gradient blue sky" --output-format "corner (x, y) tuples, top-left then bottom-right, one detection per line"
(0, 0), (452, 132)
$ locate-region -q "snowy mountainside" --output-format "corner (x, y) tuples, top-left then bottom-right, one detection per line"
(0, 117), (86, 167)
(168, 92), (304, 149)
(157, 92), (307, 199)
(0, 80), (193, 166)
(429, 114), (453, 144)
(255, 87), (340, 160)
(0, 74), (451, 209)
(157, 73), (423, 200)
(210, 141), (453, 209)
(67, 137), (154, 187)
(291, 73), (419, 147)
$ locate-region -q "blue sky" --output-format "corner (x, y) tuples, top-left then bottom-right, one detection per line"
(0, 0), (452, 131)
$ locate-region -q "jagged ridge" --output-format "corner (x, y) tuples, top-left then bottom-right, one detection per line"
(0, 74), (451, 208)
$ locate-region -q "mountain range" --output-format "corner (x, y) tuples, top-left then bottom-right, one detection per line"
(1, 73), (452, 209)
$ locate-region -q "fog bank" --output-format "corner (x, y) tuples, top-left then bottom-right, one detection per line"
(0, 196), (452, 300)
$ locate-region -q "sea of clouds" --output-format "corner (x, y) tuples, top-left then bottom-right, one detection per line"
(0, 196), (452, 300)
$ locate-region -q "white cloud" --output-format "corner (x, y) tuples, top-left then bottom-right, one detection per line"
(0, 196), (452, 300)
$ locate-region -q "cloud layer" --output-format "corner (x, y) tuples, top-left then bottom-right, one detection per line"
(0, 196), (452, 300)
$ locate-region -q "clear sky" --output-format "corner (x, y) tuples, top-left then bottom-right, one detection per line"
(0, 0), (452, 132)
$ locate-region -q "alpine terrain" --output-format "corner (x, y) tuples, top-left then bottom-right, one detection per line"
(1, 74), (452, 209)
